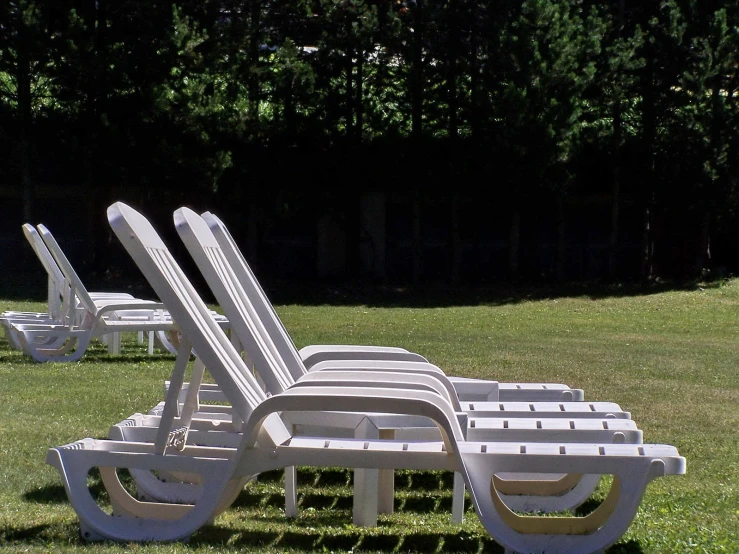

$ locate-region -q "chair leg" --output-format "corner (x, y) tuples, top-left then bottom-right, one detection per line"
(353, 417), (380, 526)
(377, 469), (394, 514)
(284, 466), (298, 517)
(377, 428), (395, 515)
(353, 468), (379, 527)
(107, 332), (121, 354)
(452, 471), (465, 523)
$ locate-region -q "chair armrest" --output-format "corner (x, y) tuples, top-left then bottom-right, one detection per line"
(300, 345), (428, 369)
(93, 302), (169, 322)
(244, 385), (466, 451)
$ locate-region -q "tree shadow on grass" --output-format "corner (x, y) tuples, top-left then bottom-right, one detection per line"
(264, 277), (726, 309)
(0, 270), (726, 309)
(77, 352), (176, 364)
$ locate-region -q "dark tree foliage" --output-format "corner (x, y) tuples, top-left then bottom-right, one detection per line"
(1, 0), (737, 283)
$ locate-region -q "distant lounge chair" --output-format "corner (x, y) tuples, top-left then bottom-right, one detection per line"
(1, 224), (138, 350)
(6, 224), (183, 362)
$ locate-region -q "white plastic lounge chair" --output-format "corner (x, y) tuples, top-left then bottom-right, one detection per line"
(46, 201), (685, 553)
(111, 207), (636, 523)
(164, 207), (635, 524)
(5, 224), (184, 362)
(201, 210), (585, 403)
(1, 224), (139, 349)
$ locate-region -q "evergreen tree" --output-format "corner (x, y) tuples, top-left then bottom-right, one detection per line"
(0, 1), (68, 224)
(488, 0), (605, 281)
(674, 3), (738, 275)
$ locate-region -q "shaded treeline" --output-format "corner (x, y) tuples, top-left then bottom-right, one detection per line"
(0, 0), (737, 284)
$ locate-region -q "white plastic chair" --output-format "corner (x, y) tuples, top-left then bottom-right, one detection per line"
(104, 208), (635, 526)
(6, 224), (183, 361)
(0, 224), (139, 349)
(46, 201), (686, 554)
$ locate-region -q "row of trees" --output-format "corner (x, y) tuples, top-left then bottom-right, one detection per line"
(1, 0), (738, 282)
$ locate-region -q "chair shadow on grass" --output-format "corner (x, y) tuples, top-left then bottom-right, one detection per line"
(24, 472), (110, 506)
(19, 474), (646, 554)
(0, 523), (54, 543)
(24, 483), (71, 505)
(192, 522), (645, 553)
(190, 525), (505, 553)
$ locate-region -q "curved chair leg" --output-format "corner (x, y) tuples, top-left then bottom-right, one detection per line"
(25, 334), (91, 363)
(127, 466), (253, 509)
(46, 439), (236, 542)
(496, 474), (603, 513)
(102, 467), (250, 519)
(452, 471), (603, 521)
(461, 450), (669, 554)
(155, 330), (181, 355)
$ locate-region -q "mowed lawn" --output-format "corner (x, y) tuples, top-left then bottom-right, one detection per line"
(0, 280), (738, 553)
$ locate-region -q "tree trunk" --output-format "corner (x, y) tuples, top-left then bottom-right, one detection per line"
(509, 209), (520, 281)
(608, 0), (625, 281)
(641, 202), (654, 281)
(609, 104), (622, 281)
(355, 52), (363, 142)
(84, 0), (108, 267)
(17, 14), (33, 225)
(555, 196), (566, 282)
(412, 189), (422, 284)
(411, 0), (424, 140)
(696, 211), (711, 277)
(446, 0), (458, 141)
(346, 47), (354, 138)
(248, 0), (261, 121)
(640, 49), (656, 282)
(469, 5), (480, 140)
(450, 193), (461, 284)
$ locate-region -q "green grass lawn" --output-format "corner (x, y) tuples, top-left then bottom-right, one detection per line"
(0, 280), (738, 553)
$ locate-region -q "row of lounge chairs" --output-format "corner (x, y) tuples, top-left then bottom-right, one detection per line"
(1, 223), (227, 361)
(4, 202), (686, 553)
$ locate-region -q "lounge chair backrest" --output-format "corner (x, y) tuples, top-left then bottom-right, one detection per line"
(22, 224), (67, 320)
(175, 208), (295, 394)
(107, 202), (290, 448)
(36, 224), (98, 322)
(201, 212), (307, 383)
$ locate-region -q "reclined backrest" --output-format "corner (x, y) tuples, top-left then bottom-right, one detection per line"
(202, 212), (307, 383)
(175, 207), (296, 395)
(36, 224), (99, 320)
(22, 224), (67, 319)
(107, 201), (290, 448)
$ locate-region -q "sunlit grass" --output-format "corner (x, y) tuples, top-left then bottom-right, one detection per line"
(1, 280), (738, 552)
